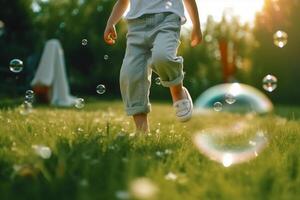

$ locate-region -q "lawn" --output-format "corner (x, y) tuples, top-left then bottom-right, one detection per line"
(0, 100), (299, 200)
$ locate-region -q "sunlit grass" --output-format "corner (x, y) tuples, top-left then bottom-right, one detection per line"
(0, 100), (300, 200)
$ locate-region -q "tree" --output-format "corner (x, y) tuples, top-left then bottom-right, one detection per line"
(252, 0), (300, 104)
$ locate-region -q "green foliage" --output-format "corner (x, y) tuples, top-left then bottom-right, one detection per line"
(252, 0), (300, 104)
(32, 0), (128, 94)
(1, 0), (299, 104)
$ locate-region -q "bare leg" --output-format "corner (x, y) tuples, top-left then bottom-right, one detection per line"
(133, 113), (149, 133)
(169, 82), (185, 103)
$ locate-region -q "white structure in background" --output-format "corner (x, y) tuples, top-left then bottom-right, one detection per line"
(31, 39), (77, 107)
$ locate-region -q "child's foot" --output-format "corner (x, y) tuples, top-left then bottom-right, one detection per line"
(173, 87), (193, 122)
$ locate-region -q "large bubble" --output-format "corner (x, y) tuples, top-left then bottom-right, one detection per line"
(193, 83), (273, 167)
(194, 83), (273, 115)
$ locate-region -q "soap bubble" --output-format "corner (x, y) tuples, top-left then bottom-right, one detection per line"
(225, 93), (236, 105)
(9, 59), (23, 73)
(273, 30), (288, 48)
(82, 39), (88, 46)
(194, 129), (268, 167)
(193, 83), (271, 167)
(96, 84), (106, 94)
(75, 98), (85, 109)
(19, 101), (33, 115)
(155, 77), (161, 85)
(262, 74), (277, 92)
(194, 83), (273, 115)
(213, 102), (223, 112)
(25, 90), (35, 99)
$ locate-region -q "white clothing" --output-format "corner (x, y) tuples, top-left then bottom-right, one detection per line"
(31, 39), (77, 107)
(125, 0), (186, 24)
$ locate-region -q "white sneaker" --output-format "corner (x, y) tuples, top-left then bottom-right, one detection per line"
(173, 87), (193, 122)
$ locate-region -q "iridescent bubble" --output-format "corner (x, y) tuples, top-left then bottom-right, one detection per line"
(155, 77), (161, 85)
(193, 130), (268, 167)
(262, 74), (277, 92)
(273, 30), (288, 48)
(96, 84), (106, 94)
(194, 83), (274, 115)
(25, 97), (34, 104)
(205, 34), (213, 42)
(213, 102), (223, 112)
(25, 90), (34, 99)
(104, 55), (109, 60)
(225, 93), (236, 105)
(9, 59), (23, 73)
(75, 98), (85, 109)
(82, 39), (88, 46)
(19, 101), (33, 115)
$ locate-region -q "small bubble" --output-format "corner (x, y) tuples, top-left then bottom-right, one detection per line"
(273, 30), (288, 48)
(9, 59), (23, 73)
(262, 74), (277, 92)
(225, 93), (236, 105)
(82, 39), (88, 46)
(213, 102), (223, 112)
(25, 90), (34, 99)
(75, 98), (85, 109)
(205, 34), (213, 42)
(20, 101), (33, 115)
(96, 84), (106, 94)
(155, 77), (161, 85)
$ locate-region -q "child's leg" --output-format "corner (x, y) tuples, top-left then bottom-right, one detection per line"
(133, 113), (149, 133)
(120, 23), (152, 132)
(169, 82), (185, 102)
(150, 13), (193, 122)
(150, 14), (185, 102)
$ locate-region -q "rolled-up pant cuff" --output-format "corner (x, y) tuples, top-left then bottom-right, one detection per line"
(160, 73), (184, 87)
(126, 105), (151, 116)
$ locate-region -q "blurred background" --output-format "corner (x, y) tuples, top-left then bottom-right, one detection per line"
(0, 0), (299, 104)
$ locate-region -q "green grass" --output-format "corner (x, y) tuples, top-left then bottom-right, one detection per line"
(0, 100), (300, 200)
